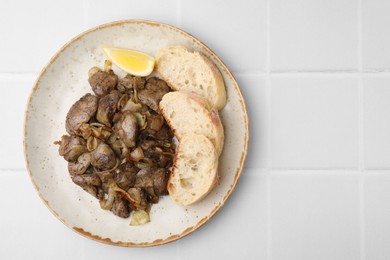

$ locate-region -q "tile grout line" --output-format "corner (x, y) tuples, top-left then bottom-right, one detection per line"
(261, 169), (363, 173)
(357, 0), (366, 259)
(359, 171), (366, 260)
(269, 71), (390, 76)
(2, 71), (390, 78)
(266, 173), (272, 260)
(244, 167), (390, 173)
(265, 0), (271, 171)
(232, 71), (390, 76)
(265, 0), (272, 260)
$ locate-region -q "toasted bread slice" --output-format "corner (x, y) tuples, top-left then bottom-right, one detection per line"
(155, 46), (227, 110)
(159, 91), (224, 155)
(168, 133), (219, 206)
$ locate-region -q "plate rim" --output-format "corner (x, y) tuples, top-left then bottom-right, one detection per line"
(23, 19), (249, 247)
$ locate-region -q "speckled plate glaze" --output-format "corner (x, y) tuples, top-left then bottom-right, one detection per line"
(24, 20), (248, 247)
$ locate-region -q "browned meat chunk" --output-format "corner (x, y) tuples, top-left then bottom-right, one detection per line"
(140, 140), (157, 150)
(112, 163), (138, 190)
(58, 135), (88, 162)
(143, 147), (173, 169)
(138, 77), (170, 112)
(134, 168), (155, 200)
(134, 168), (168, 202)
(88, 68), (118, 96)
(153, 168), (169, 196)
(65, 94), (98, 135)
(73, 173), (101, 186)
(138, 123), (174, 149)
(114, 112), (138, 147)
(127, 187), (148, 210)
(111, 196), (130, 218)
(91, 142), (117, 171)
(68, 152), (91, 175)
(153, 124), (174, 141)
(117, 74), (146, 93)
(96, 91), (119, 127)
(148, 114), (164, 131)
(71, 173), (102, 198)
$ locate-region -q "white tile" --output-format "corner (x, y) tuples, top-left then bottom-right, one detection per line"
(364, 173), (390, 260)
(181, 0), (267, 73)
(363, 76), (390, 169)
(270, 0), (358, 71)
(0, 0), (85, 73)
(270, 76), (359, 169)
(362, 0), (390, 71)
(84, 238), (179, 260)
(270, 173), (360, 260)
(87, 0), (178, 28)
(0, 171), (84, 259)
(0, 75), (37, 170)
(235, 74), (267, 168)
(178, 170), (267, 260)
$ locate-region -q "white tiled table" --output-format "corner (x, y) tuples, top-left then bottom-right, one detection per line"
(1, 0), (390, 259)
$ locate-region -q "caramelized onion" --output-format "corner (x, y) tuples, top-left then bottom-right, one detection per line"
(134, 112), (147, 130)
(149, 115), (164, 131)
(99, 181), (117, 210)
(79, 123), (92, 139)
(132, 87), (139, 103)
(130, 147), (144, 161)
(135, 157), (153, 169)
(108, 133), (117, 144)
(87, 136), (98, 151)
(117, 94), (129, 110)
(130, 210), (150, 226)
(93, 157), (120, 174)
(122, 99), (142, 112)
(104, 59), (112, 72)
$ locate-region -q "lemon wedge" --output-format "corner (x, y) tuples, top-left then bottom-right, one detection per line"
(102, 47), (155, 77)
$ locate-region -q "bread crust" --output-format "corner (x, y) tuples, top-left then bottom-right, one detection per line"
(167, 133), (219, 205)
(159, 91), (224, 155)
(156, 46), (227, 206)
(155, 46), (227, 110)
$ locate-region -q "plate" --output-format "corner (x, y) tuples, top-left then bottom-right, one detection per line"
(24, 20), (248, 247)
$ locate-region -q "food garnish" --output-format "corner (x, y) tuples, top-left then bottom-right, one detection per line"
(102, 47), (155, 77)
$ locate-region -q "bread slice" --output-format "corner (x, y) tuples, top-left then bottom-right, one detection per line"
(159, 91), (224, 156)
(155, 46), (227, 110)
(168, 133), (219, 206)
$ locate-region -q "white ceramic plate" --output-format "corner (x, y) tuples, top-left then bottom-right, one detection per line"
(24, 20), (248, 247)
